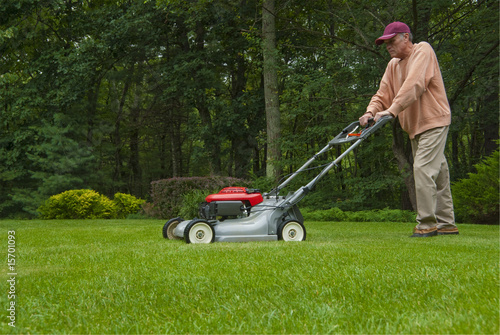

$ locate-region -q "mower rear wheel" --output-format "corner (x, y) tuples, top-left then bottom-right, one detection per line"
(184, 220), (215, 244)
(278, 220), (306, 242)
(163, 217), (183, 240)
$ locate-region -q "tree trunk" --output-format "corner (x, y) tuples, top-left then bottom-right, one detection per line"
(231, 52), (251, 179)
(262, 0), (281, 181)
(168, 103), (183, 178)
(412, 0), (432, 42)
(112, 74), (131, 192)
(392, 121), (417, 211)
(86, 81), (100, 147)
(197, 104), (222, 175)
(194, 22), (221, 175)
(129, 82), (142, 196)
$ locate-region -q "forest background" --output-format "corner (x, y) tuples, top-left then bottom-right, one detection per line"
(0, 0), (498, 219)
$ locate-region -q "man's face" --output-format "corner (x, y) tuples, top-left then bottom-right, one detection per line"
(384, 34), (408, 59)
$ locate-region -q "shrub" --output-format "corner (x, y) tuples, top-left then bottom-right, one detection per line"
(145, 176), (250, 219)
(38, 189), (116, 219)
(38, 190), (146, 220)
(452, 150), (499, 224)
(302, 207), (415, 222)
(113, 193), (146, 219)
(249, 176), (276, 194)
(301, 207), (348, 222)
(178, 189), (215, 219)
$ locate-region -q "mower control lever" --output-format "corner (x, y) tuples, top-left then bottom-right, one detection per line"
(329, 115), (393, 146)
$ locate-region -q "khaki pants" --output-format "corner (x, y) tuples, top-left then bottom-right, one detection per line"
(411, 126), (456, 229)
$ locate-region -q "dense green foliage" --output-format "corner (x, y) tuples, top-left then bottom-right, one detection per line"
(452, 150), (499, 224)
(301, 207), (416, 223)
(1, 220), (498, 333)
(38, 189), (116, 219)
(147, 176), (249, 219)
(37, 189), (145, 219)
(112, 192), (147, 219)
(178, 189), (215, 219)
(0, 0), (497, 218)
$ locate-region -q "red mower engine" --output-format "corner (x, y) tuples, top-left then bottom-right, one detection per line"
(199, 187), (263, 220)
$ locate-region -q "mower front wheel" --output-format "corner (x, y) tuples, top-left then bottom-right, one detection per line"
(184, 219), (215, 244)
(278, 220), (306, 242)
(163, 217), (184, 240)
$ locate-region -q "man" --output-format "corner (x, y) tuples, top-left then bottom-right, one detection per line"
(359, 21), (458, 237)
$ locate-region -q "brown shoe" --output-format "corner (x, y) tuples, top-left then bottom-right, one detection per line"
(438, 227), (459, 235)
(410, 227), (438, 237)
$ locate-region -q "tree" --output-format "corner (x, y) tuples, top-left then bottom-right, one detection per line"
(262, 0), (281, 181)
(0, 0), (497, 218)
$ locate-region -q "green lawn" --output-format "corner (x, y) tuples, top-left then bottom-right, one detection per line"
(1, 220), (498, 334)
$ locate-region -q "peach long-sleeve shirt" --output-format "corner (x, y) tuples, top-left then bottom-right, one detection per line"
(365, 42), (451, 139)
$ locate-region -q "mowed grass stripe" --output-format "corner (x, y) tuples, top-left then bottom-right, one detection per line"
(0, 220), (498, 334)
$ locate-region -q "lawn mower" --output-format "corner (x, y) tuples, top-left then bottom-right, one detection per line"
(162, 115), (393, 243)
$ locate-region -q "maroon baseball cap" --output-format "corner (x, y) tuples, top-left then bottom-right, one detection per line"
(375, 22), (411, 45)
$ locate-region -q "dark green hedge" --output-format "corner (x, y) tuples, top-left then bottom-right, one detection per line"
(301, 207), (416, 222)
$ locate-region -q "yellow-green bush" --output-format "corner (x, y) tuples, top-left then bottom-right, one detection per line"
(38, 189), (115, 219)
(38, 190), (145, 219)
(113, 192), (146, 219)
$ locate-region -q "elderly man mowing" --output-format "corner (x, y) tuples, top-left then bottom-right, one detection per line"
(359, 22), (459, 237)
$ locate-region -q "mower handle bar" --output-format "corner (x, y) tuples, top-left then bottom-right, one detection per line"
(266, 115), (393, 200)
